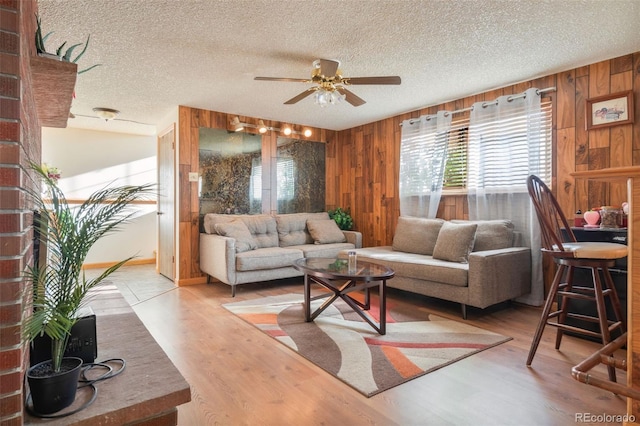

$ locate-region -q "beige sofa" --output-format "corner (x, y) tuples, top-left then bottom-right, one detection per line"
(340, 217), (532, 318)
(200, 212), (362, 296)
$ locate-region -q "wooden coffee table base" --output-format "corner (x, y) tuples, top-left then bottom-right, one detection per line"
(303, 274), (387, 335)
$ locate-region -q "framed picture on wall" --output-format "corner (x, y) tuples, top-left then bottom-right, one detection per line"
(586, 90), (634, 130)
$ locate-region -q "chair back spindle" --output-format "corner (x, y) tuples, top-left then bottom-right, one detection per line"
(527, 175), (576, 254)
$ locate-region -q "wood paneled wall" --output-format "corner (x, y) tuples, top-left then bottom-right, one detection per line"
(329, 53), (640, 249)
(177, 53), (640, 284)
(176, 106), (334, 284)
(556, 56), (637, 221)
(330, 74), (554, 247)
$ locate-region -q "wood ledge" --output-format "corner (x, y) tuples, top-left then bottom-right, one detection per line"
(571, 166), (640, 180)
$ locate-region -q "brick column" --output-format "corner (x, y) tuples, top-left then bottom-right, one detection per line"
(1, 0), (40, 424)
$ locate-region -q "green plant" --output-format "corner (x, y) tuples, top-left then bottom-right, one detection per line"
(328, 207), (353, 230)
(327, 259), (348, 271)
(23, 164), (154, 372)
(35, 14), (101, 74)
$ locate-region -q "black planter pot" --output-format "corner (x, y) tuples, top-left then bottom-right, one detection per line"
(27, 357), (83, 415)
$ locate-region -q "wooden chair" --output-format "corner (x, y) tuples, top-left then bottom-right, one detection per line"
(526, 175), (627, 381)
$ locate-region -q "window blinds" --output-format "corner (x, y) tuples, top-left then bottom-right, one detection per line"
(437, 98), (552, 192)
(467, 99), (552, 190)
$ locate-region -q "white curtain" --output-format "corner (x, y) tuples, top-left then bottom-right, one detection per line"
(467, 87), (544, 306)
(399, 110), (452, 218)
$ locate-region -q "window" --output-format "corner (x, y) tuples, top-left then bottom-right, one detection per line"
(440, 98), (552, 192)
(276, 158), (295, 201)
(467, 98), (553, 190)
(442, 125), (468, 189)
(250, 157), (296, 202)
(250, 159), (262, 201)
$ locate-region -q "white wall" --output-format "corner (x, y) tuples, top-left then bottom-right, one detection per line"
(42, 127), (157, 264)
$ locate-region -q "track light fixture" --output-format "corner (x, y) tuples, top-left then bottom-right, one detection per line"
(230, 116), (244, 132)
(228, 116), (312, 138)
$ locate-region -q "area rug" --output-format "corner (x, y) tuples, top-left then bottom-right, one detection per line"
(223, 293), (511, 397)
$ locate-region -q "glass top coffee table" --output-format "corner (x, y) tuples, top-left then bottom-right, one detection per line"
(292, 257), (395, 335)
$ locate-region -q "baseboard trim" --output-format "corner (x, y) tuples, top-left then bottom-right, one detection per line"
(82, 258), (156, 270)
(177, 276), (207, 286)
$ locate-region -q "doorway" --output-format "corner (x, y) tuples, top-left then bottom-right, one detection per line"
(157, 125), (175, 280)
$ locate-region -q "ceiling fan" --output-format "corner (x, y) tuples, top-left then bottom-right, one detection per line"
(254, 59), (401, 107)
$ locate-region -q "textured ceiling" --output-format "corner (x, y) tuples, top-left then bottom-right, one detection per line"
(37, 0), (640, 135)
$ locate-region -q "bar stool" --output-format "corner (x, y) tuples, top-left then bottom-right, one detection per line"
(526, 175), (627, 381)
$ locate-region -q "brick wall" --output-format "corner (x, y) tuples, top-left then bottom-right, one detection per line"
(1, 0), (40, 423)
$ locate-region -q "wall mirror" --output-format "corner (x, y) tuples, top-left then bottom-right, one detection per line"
(275, 137), (325, 213)
(198, 129), (325, 215)
(199, 128), (262, 214)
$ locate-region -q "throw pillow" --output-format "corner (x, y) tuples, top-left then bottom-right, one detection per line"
(392, 217), (444, 255)
(432, 222), (478, 263)
(451, 220), (514, 251)
(276, 212), (329, 246)
(306, 219), (346, 244)
(203, 213), (237, 234)
(214, 220), (258, 253)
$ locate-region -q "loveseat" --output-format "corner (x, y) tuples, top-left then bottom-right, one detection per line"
(340, 217), (532, 318)
(200, 212), (362, 296)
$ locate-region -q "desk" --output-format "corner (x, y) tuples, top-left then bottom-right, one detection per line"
(25, 285), (191, 425)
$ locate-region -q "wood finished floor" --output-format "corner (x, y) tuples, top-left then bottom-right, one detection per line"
(103, 265), (628, 426)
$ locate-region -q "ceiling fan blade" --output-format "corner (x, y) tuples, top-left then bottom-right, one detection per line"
(255, 77), (309, 83)
(284, 88), (317, 104)
(337, 87), (366, 107)
(344, 76), (401, 85)
(319, 59), (339, 77)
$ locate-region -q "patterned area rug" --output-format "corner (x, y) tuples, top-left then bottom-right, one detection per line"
(223, 292), (511, 397)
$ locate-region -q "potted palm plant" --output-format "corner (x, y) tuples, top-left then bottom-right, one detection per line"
(23, 164), (154, 415)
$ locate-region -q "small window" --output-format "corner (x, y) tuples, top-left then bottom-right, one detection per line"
(276, 158), (295, 201)
(443, 126), (468, 189)
(250, 160), (262, 201)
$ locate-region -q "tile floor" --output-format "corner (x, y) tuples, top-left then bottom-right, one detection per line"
(85, 264), (176, 306)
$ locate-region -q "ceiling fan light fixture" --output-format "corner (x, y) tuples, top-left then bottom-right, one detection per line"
(231, 116), (244, 132)
(255, 58), (399, 108)
(314, 90), (329, 107)
(93, 107), (120, 121)
(314, 88), (344, 107)
(258, 120), (268, 134)
(333, 90), (346, 104)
